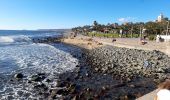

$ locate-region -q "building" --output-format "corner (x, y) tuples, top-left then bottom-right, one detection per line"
(157, 13), (164, 22)
(111, 23), (118, 28)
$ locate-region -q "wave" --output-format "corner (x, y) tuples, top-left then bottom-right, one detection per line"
(0, 35), (32, 44)
(0, 43), (78, 75)
(0, 36), (14, 43)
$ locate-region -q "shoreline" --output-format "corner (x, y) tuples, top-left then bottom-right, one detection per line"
(0, 36), (82, 99)
(1, 34), (169, 99)
(60, 35), (170, 99)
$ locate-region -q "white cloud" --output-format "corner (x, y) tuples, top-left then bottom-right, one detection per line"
(118, 18), (126, 22)
(118, 17), (137, 23)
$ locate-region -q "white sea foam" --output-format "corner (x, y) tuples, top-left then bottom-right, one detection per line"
(13, 35), (32, 43)
(0, 36), (14, 43)
(0, 35), (32, 44)
(0, 43), (78, 75)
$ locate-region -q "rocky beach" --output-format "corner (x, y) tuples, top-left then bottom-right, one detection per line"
(60, 36), (170, 100)
(54, 48), (170, 100)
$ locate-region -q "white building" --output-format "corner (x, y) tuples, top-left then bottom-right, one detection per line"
(157, 13), (164, 22)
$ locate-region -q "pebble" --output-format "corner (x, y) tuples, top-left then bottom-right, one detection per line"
(85, 46), (170, 80)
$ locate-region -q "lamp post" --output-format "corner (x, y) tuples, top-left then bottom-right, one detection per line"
(139, 25), (143, 39)
(131, 25), (133, 38)
(166, 21), (169, 36)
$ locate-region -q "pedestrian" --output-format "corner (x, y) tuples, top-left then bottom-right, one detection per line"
(112, 38), (116, 45)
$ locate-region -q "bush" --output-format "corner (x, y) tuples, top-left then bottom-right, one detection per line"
(87, 32), (120, 38)
(148, 35), (155, 40)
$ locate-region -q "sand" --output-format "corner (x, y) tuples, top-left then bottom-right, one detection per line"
(63, 35), (170, 56)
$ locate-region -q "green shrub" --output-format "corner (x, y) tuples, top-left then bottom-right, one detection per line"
(148, 35), (155, 40)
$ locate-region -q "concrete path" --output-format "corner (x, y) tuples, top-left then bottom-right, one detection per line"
(91, 37), (170, 56)
(136, 89), (158, 100)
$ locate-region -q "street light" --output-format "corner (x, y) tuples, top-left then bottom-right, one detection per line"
(166, 21), (169, 36)
(140, 24), (143, 39)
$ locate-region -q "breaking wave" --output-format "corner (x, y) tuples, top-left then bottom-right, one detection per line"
(0, 35), (32, 44)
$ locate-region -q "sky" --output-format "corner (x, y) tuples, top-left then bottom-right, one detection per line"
(0, 0), (169, 30)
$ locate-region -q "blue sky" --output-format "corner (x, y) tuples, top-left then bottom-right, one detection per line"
(0, 0), (169, 30)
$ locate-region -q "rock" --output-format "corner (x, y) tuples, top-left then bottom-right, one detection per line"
(129, 84), (135, 88)
(17, 91), (23, 96)
(56, 81), (69, 87)
(94, 68), (99, 71)
(29, 74), (45, 82)
(85, 73), (90, 77)
(34, 83), (48, 90)
(72, 95), (79, 100)
(7, 96), (15, 100)
(56, 89), (69, 95)
(14, 73), (23, 79)
(126, 93), (136, 99)
(68, 83), (81, 94)
(66, 77), (71, 82)
(27, 80), (32, 83)
(49, 89), (58, 99)
(37, 73), (45, 76)
(45, 79), (51, 83)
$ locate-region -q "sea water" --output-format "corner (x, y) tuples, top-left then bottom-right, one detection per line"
(0, 30), (78, 99)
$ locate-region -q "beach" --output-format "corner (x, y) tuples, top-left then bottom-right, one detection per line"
(61, 35), (170, 99)
(1, 0), (170, 99)
(0, 32), (170, 99)
(63, 35), (170, 56)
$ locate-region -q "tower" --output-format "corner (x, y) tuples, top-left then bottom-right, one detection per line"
(158, 13), (164, 22)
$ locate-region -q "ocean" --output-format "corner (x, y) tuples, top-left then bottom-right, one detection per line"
(0, 30), (79, 99)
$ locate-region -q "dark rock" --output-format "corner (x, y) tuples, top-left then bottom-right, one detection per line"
(126, 93), (136, 99)
(69, 85), (81, 95)
(45, 79), (51, 83)
(27, 80), (32, 83)
(7, 96), (15, 100)
(17, 91), (23, 96)
(29, 74), (45, 82)
(37, 73), (45, 76)
(14, 73), (23, 79)
(113, 83), (126, 88)
(56, 81), (69, 87)
(66, 77), (71, 82)
(56, 89), (69, 95)
(128, 84), (135, 88)
(34, 83), (48, 90)
(72, 95), (79, 100)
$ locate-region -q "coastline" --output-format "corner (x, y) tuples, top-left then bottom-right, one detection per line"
(1, 34), (169, 99)
(60, 35), (170, 99)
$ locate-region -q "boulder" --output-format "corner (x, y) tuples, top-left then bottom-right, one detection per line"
(14, 73), (23, 79)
